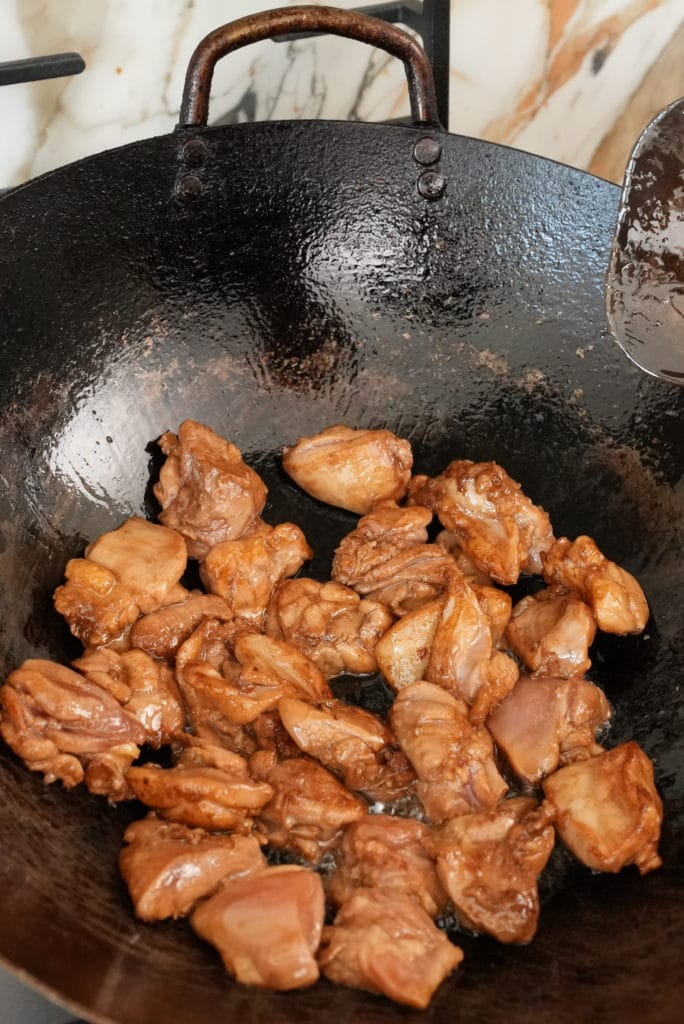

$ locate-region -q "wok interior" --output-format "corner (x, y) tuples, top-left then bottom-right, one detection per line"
(0, 121), (682, 1023)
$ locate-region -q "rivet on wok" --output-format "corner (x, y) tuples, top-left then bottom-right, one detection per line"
(175, 173), (203, 200)
(181, 137), (208, 167)
(418, 170), (446, 200)
(413, 136), (441, 166)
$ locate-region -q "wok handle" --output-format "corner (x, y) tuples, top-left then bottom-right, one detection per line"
(179, 4), (440, 128)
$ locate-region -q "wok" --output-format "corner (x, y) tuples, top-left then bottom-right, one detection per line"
(0, 7), (682, 1023)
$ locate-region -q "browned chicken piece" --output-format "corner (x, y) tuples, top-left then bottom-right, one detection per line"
(506, 587), (596, 677)
(390, 682), (508, 824)
(426, 571), (492, 705)
(250, 709), (302, 760)
(278, 697), (415, 802)
(469, 650), (520, 726)
(487, 674), (611, 784)
(0, 659), (145, 799)
(436, 531), (493, 584)
(471, 584), (512, 647)
(154, 420), (267, 559)
(542, 536), (648, 634)
(54, 517), (187, 647)
(426, 798), (555, 943)
(375, 598), (443, 691)
(283, 424), (413, 515)
(331, 501), (452, 615)
(200, 522), (312, 625)
(409, 461), (553, 585)
(250, 754), (367, 863)
(319, 887), (463, 1009)
(266, 578), (393, 677)
(543, 742), (662, 874)
(130, 592), (233, 662)
(327, 814), (447, 916)
(126, 741), (273, 832)
(72, 647), (184, 747)
(174, 617), (243, 680)
(119, 814), (267, 921)
(191, 865), (325, 990)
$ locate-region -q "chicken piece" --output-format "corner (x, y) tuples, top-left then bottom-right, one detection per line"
(0, 659), (145, 800)
(471, 584), (512, 648)
(283, 424), (413, 515)
(154, 420), (267, 559)
(54, 518), (187, 647)
(327, 814), (447, 916)
(506, 587), (596, 677)
(119, 814), (266, 921)
(319, 887), (463, 1009)
(72, 647), (184, 747)
(436, 531), (493, 584)
(487, 674), (611, 784)
(542, 536), (648, 634)
(126, 742), (272, 832)
(374, 599), (443, 692)
(250, 709), (301, 760)
(543, 742), (662, 874)
(174, 617), (243, 680)
(266, 578), (393, 677)
(278, 697), (415, 802)
(390, 682), (507, 824)
(191, 865), (325, 990)
(426, 571), (492, 705)
(331, 501), (452, 614)
(250, 755), (367, 863)
(130, 592), (233, 662)
(200, 522), (312, 625)
(409, 461), (553, 585)
(469, 650), (519, 726)
(426, 798), (555, 943)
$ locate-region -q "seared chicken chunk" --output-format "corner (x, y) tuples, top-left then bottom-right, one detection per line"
(119, 814), (266, 921)
(469, 650), (520, 726)
(436, 532), (493, 584)
(327, 814), (447, 916)
(471, 584), (512, 648)
(543, 742), (662, 874)
(426, 571), (492, 704)
(154, 420), (267, 558)
(54, 518), (187, 647)
(487, 675), (611, 784)
(506, 587), (596, 677)
(266, 578), (392, 677)
(390, 682), (507, 824)
(283, 424), (413, 514)
(375, 598), (443, 691)
(542, 536), (648, 634)
(319, 887), (463, 1009)
(410, 461), (553, 585)
(191, 865), (325, 990)
(130, 592), (233, 662)
(0, 659), (145, 799)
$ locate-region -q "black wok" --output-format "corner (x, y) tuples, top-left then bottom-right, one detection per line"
(0, 7), (682, 1024)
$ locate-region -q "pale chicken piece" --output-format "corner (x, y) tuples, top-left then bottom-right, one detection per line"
(130, 592), (233, 662)
(327, 814), (447, 916)
(200, 522), (312, 625)
(278, 697), (415, 802)
(487, 674), (611, 784)
(191, 865), (325, 990)
(409, 461), (553, 585)
(542, 536), (649, 634)
(436, 531), (493, 584)
(426, 571), (492, 705)
(374, 598), (443, 692)
(426, 798), (555, 943)
(506, 587), (596, 677)
(331, 502), (452, 615)
(0, 659), (145, 800)
(469, 650), (520, 726)
(471, 584), (512, 648)
(543, 742), (662, 874)
(266, 578), (393, 677)
(390, 682), (507, 824)
(73, 647), (184, 747)
(154, 420), (267, 559)
(283, 424), (413, 515)
(119, 814), (267, 921)
(319, 887), (463, 1009)
(250, 754), (367, 863)
(54, 518), (187, 647)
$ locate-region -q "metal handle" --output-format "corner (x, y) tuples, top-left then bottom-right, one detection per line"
(179, 4), (440, 129)
(0, 52), (85, 87)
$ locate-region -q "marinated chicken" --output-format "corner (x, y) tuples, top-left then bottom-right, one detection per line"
(543, 742), (662, 874)
(0, 659), (145, 799)
(130, 592), (234, 662)
(200, 521), (312, 624)
(487, 674), (611, 784)
(319, 887), (463, 1009)
(426, 571), (492, 704)
(427, 798), (555, 943)
(542, 536), (649, 634)
(191, 865), (325, 990)
(436, 532), (493, 584)
(119, 814), (266, 920)
(54, 517), (187, 647)
(410, 461), (553, 585)
(374, 598), (443, 691)
(390, 682), (508, 824)
(266, 578), (392, 677)
(327, 814), (447, 916)
(471, 584), (512, 647)
(154, 420), (267, 558)
(469, 650), (520, 726)
(506, 587), (596, 677)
